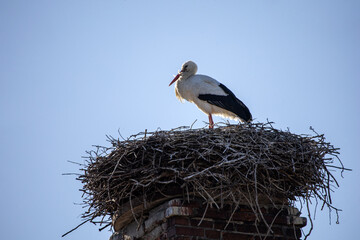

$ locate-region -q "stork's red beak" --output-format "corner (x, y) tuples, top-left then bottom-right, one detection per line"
(169, 73), (180, 86)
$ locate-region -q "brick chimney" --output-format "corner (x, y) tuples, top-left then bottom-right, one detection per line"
(110, 198), (306, 240)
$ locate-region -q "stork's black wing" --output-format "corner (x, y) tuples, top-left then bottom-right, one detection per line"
(198, 83), (252, 122)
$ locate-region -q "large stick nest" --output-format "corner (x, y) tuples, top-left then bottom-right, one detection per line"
(74, 122), (346, 236)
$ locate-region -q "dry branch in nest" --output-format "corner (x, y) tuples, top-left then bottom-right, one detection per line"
(66, 122), (347, 238)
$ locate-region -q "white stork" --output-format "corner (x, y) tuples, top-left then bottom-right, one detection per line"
(169, 61), (252, 129)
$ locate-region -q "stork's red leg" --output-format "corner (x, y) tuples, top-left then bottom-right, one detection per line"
(208, 114), (214, 129)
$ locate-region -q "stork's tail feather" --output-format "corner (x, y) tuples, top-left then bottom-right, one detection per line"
(234, 98), (252, 122)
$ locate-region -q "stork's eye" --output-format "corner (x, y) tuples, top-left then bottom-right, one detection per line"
(183, 65), (188, 71)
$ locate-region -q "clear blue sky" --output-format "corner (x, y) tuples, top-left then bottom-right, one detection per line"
(0, 1), (359, 239)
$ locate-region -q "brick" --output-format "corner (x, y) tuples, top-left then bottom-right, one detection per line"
(213, 220), (226, 229)
(232, 212), (257, 222)
(222, 232), (254, 240)
(214, 221), (246, 231)
(168, 226), (204, 237)
(205, 229), (221, 239)
(263, 215), (288, 225)
(171, 237), (191, 240)
(252, 236), (296, 240)
(266, 208), (288, 216)
(233, 224), (299, 237)
(266, 226), (283, 235)
(168, 216), (189, 226)
(221, 222), (236, 231)
(231, 212), (289, 225)
(196, 208), (229, 220)
(236, 224), (260, 233)
(190, 219), (213, 228)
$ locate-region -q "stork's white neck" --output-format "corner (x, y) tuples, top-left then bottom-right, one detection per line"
(179, 73), (193, 81)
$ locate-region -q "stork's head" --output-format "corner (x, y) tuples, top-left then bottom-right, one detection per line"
(169, 61), (198, 86)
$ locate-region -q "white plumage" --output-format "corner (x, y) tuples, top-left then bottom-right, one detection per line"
(169, 61), (252, 128)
